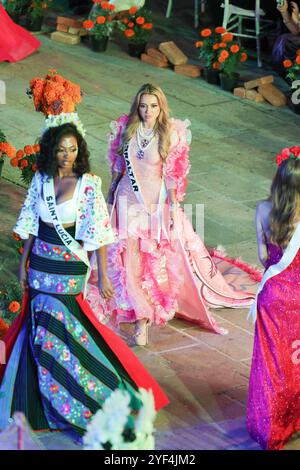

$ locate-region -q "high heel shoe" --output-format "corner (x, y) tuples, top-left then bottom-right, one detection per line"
(134, 320), (150, 346)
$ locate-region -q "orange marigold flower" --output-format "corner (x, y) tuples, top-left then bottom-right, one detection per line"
(33, 144), (40, 153)
(212, 61), (220, 70)
(142, 23), (153, 30)
(218, 42), (227, 48)
(195, 41), (204, 48)
(19, 246), (24, 254)
(240, 52), (248, 62)
(136, 16), (145, 25)
(16, 150), (25, 160)
(283, 59), (293, 68)
(124, 29), (135, 38)
(201, 28), (212, 38)
(296, 55), (300, 65)
(218, 56), (226, 63)
(10, 157), (19, 168)
(230, 44), (240, 53)
(96, 15), (106, 24)
(213, 43), (220, 50)
(9, 301), (21, 314)
(220, 50), (229, 59)
(83, 20), (94, 29)
(24, 145), (34, 155)
(123, 18), (129, 24)
(128, 21), (134, 27)
(296, 49), (300, 55)
(129, 6), (138, 14)
(20, 159), (28, 170)
(101, 1), (111, 9)
(0, 318), (9, 339)
(215, 26), (226, 34)
(222, 33), (234, 42)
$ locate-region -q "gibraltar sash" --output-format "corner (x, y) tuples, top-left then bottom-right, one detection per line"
(43, 177), (91, 297)
(248, 220), (300, 322)
(123, 141), (168, 241)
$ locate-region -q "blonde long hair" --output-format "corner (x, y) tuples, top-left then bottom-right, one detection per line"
(119, 83), (171, 160)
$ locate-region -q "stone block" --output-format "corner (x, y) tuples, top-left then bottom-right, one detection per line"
(56, 24), (69, 33)
(56, 16), (83, 29)
(158, 41), (188, 66)
(51, 31), (81, 45)
(257, 83), (287, 107)
(244, 75), (274, 90)
(174, 64), (202, 78)
(146, 47), (168, 64)
(140, 53), (169, 68)
(233, 87), (246, 99)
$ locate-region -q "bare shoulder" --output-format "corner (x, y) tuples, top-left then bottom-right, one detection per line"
(256, 199), (272, 214)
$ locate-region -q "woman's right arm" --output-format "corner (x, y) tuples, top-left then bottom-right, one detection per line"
(278, 0), (300, 35)
(106, 171), (123, 206)
(255, 203), (269, 268)
(18, 235), (35, 289)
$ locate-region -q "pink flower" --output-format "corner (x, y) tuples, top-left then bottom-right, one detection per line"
(45, 341), (54, 350)
(61, 403), (71, 415)
(56, 283), (63, 293)
(84, 186), (94, 195)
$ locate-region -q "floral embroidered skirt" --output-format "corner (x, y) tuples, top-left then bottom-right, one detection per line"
(0, 221), (147, 439)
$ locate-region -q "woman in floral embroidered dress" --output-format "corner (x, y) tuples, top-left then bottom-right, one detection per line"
(88, 83), (256, 346)
(0, 122), (168, 441)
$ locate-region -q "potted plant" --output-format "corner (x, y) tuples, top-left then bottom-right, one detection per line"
(283, 54), (300, 114)
(195, 26), (229, 85)
(217, 38), (248, 92)
(5, 0), (26, 24)
(25, 0), (50, 32)
(0, 130), (16, 178)
(120, 6), (153, 58)
(83, 1), (116, 52)
(0, 280), (23, 340)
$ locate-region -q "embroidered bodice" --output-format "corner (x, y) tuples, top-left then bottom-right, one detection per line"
(14, 172), (115, 251)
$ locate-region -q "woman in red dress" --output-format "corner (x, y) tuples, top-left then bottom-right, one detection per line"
(0, 3), (40, 62)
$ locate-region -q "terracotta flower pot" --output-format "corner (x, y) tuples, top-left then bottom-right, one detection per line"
(204, 68), (220, 85)
(128, 42), (147, 58)
(219, 72), (240, 92)
(26, 15), (43, 32)
(89, 35), (109, 52)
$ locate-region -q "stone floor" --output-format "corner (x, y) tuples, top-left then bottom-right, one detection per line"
(1, 3), (300, 451)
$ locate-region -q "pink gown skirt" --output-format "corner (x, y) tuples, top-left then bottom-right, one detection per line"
(88, 174), (258, 335)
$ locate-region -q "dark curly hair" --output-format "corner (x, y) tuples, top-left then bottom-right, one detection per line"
(37, 123), (90, 177)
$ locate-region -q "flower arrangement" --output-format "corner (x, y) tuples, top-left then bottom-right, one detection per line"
(11, 144), (40, 185)
(83, 1), (116, 38)
(121, 6), (153, 44)
(0, 280), (23, 340)
(28, 69), (82, 116)
(83, 388), (156, 450)
(12, 232), (25, 257)
(276, 146), (300, 166)
(283, 51), (300, 84)
(27, 0), (51, 19)
(196, 27), (247, 73)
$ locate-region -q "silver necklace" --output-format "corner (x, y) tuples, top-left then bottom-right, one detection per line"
(136, 123), (155, 160)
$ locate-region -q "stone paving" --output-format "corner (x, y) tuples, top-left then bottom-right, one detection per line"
(1, 3), (300, 450)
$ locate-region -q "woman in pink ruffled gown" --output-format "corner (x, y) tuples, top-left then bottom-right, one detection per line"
(0, 3), (40, 63)
(247, 147), (300, 450)
(88, 84), (255, 345)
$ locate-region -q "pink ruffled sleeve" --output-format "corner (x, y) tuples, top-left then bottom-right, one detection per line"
(163, 119), (191, 202)
(107, 114), (129, 174)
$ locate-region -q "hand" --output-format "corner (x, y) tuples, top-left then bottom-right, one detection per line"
(98, 275), (114, 300)
(291, 1), (300, 23)
(18, 265), (28, 290)
(277, 0), (289, 15)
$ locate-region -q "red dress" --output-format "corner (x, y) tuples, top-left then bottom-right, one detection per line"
(0, 5), (40, 62)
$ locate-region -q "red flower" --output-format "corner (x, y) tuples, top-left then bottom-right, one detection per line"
(129, 6), (138, 14)
(201, 28), (212, 38)
(24, 145), (34, 155)
(10, 157), (19, 168)
(63, 252), (72, 261)
(283, 59), (293, 68)
(215, 26), (226, 34)
(83, 19), (95, 29)
(230, 44), (240, 54)
(240, 52), (248, 62)
(9, 301), (21, 313)
(96, 15), (106, 24)
(16, 150), (25, 159)
(142, 23), (153, 30)
(128, 21), (134, 27)
(136, 16), (145, 25)
(195, 41), (203, 48)
(20, 159), (28, 170)
(222, 33), (234, 42)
